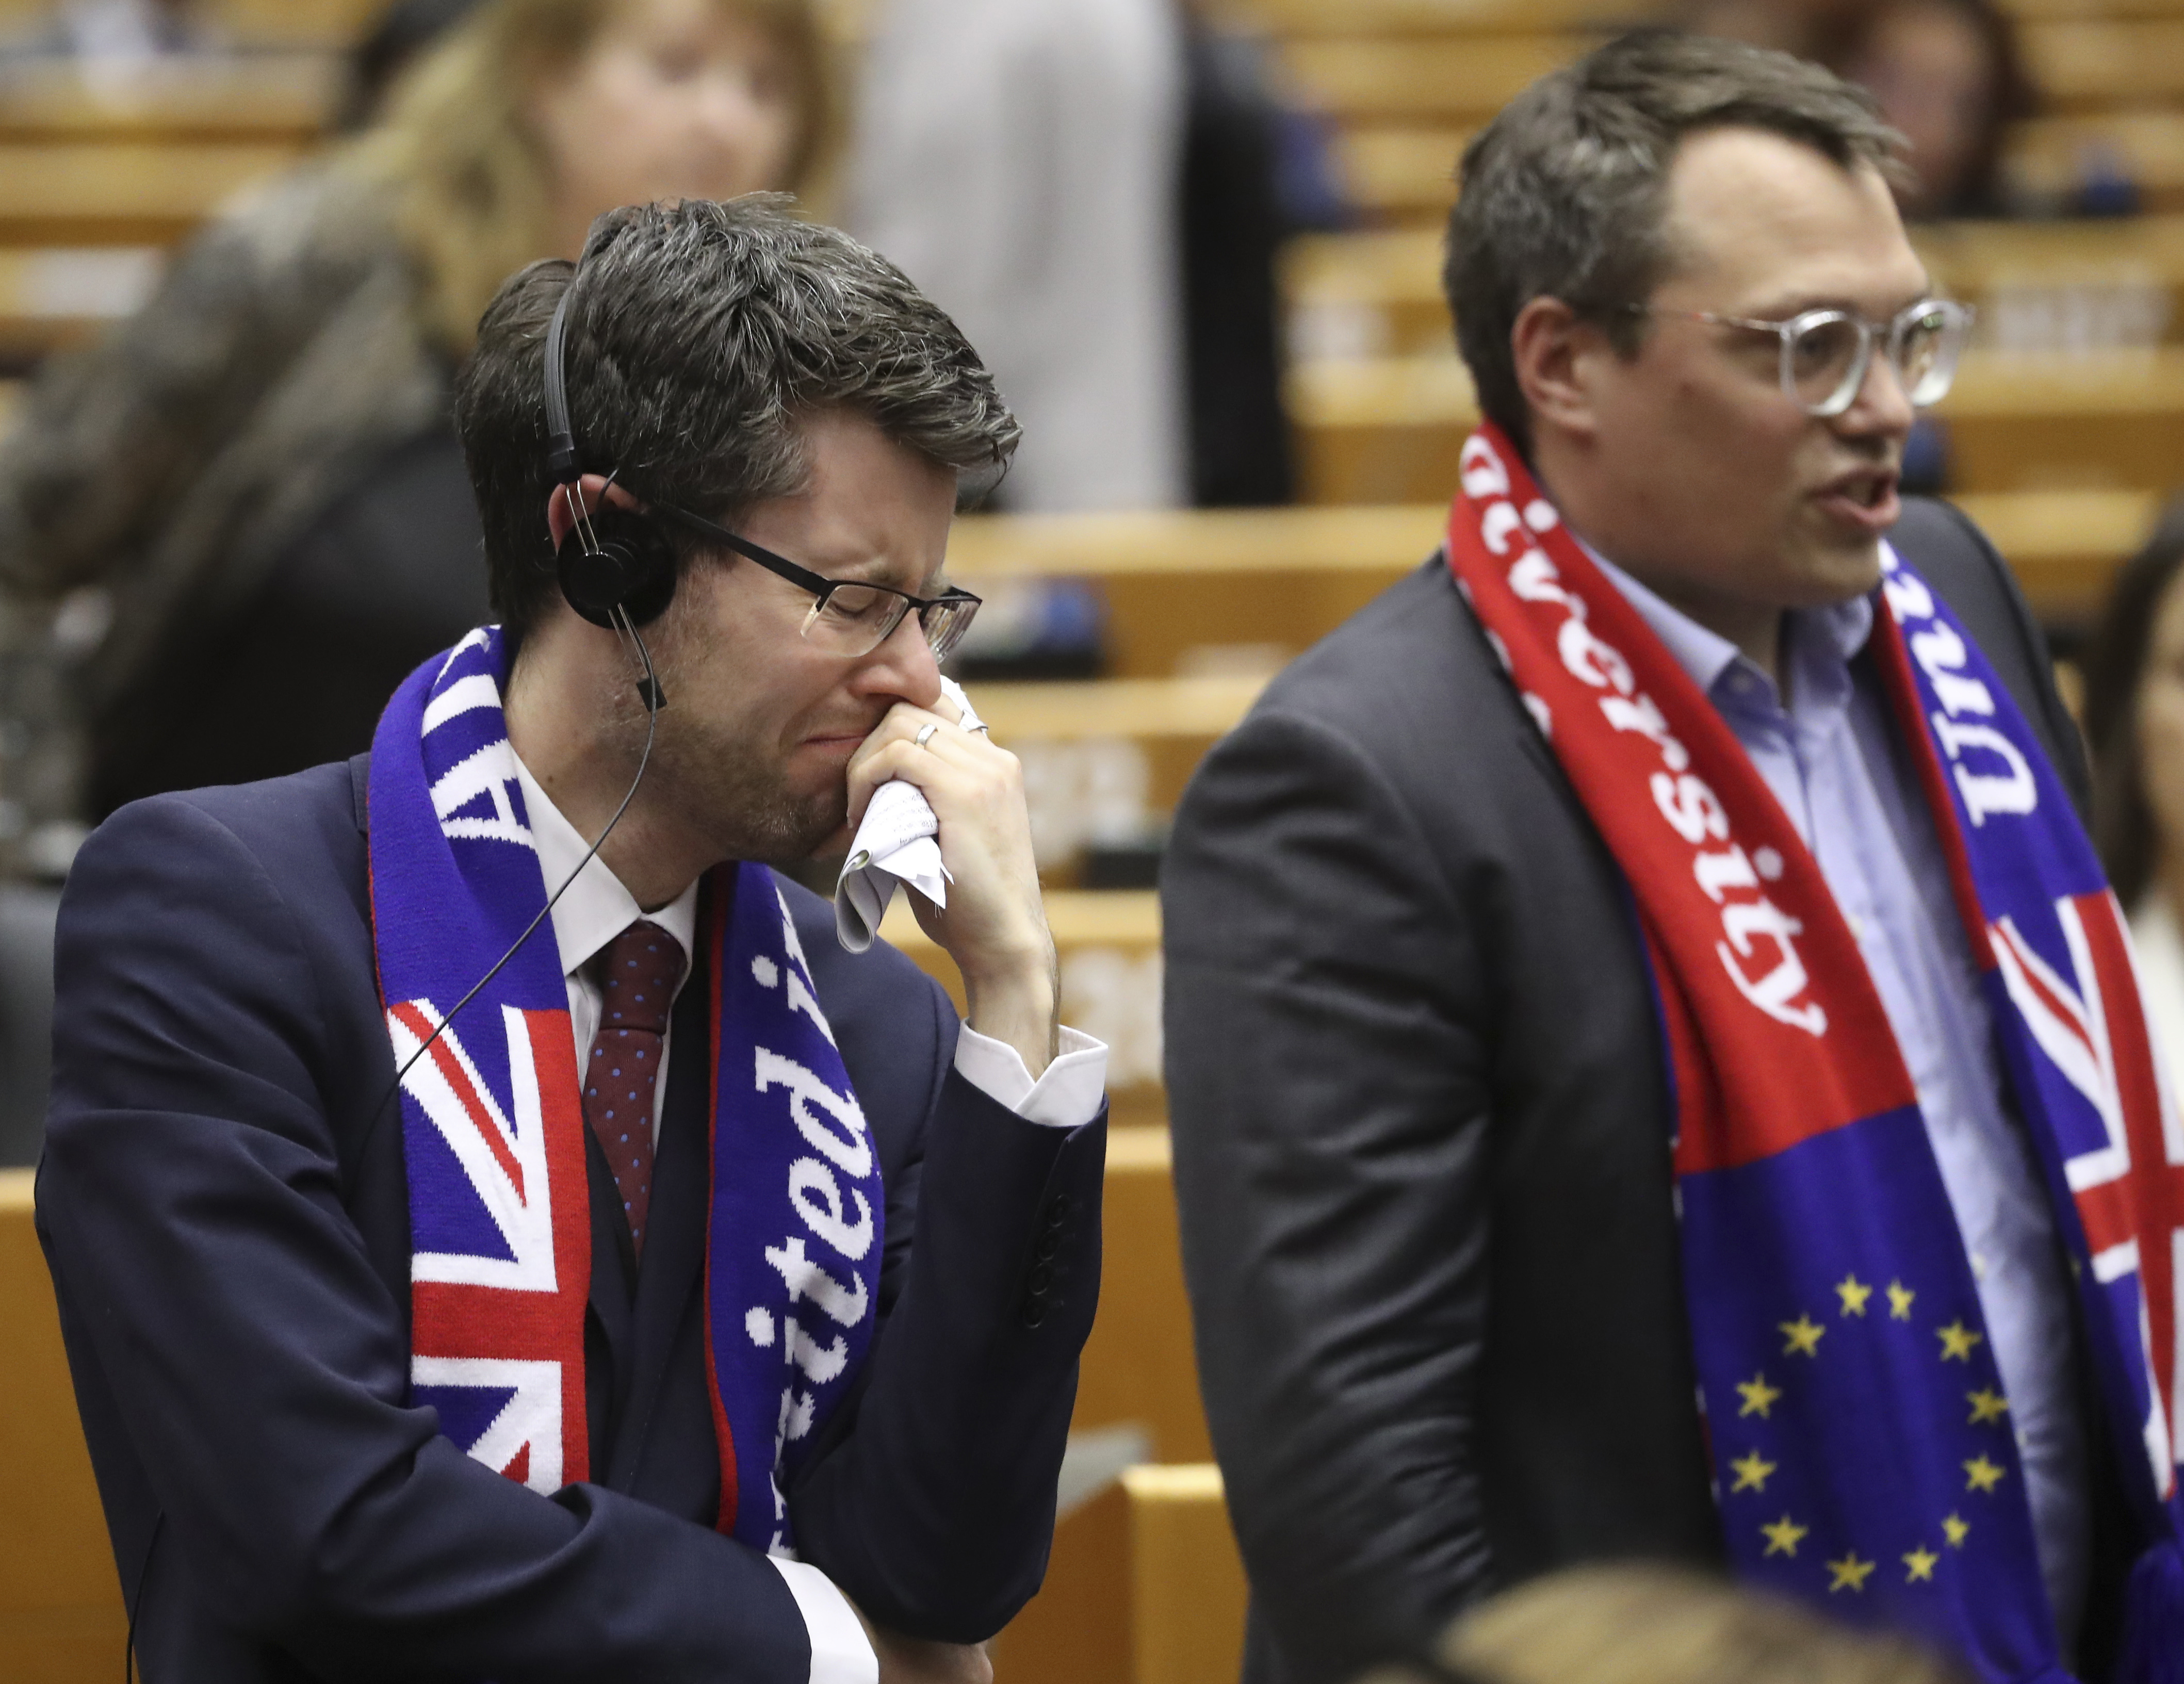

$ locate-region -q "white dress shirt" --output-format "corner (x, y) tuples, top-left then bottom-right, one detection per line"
(510, 756), (1107, 1682)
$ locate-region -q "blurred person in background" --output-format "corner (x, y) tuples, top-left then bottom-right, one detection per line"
(1829, 0), (2036, 219)
(1437, 1565), (1970, 1684)
(0, 0), (832, 844)
(2080, 502), (2184, 1076)
(841, 0), (1187, 513)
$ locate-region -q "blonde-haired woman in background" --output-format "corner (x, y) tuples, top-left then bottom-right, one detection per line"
(0, 0), (832, 845)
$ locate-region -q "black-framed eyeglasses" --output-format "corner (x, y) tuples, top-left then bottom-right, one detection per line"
(1628, 296), (1976, 417)
(651, 503), (982, 662)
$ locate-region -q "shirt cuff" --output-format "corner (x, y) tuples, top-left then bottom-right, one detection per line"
(768, 1556), (877, 1684)
(953, 1024), (1109, 1129)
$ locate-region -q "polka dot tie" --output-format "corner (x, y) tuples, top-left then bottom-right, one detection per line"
(583, 920), (685, 1260)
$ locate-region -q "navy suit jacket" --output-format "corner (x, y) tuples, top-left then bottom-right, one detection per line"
(36, 754), (1106, 1682)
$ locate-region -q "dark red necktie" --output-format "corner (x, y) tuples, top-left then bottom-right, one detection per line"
(583, 920), (686, 1258)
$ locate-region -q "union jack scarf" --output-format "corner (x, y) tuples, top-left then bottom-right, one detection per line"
(367, 627), (883, 1552)
(1447, 424), (2184, 1681)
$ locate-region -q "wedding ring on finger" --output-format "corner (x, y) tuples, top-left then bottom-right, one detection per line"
(915, 723), (940, 749)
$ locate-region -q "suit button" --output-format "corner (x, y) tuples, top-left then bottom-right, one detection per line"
(1034, 1229), (1062, 1262)
(1028, 1263), (1055, 1295)
(1021, 1296), (1051, 1328)
(1043, 1196), (1071, 1227)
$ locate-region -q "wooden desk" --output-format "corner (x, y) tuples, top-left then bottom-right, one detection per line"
(0, 246), (162, 358)
(0, 61), (334, 142)
(0, 0), (382, 48)
(1287, 215), (2184, 359)
(1283, 34), (1580, 126)
(1071, 1127), (1210, 1463)
(1236, 0), (1650, 32)
(992, 1464), (1246, 1684)
(1289, 346), (2184, 506)
(1334, 111), (2184, 224)
(950, 504), (1444, 677)
(2020, 20), (2184, 110)
(0, 141), (299, 246)
(0, 1168), (126, 1682)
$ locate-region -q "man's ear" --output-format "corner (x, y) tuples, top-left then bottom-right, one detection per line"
(543, 475), (643, 552)
(1510, 296), (1611, 445)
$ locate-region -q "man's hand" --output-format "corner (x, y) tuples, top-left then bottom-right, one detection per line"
(848, 1598), (995, 1684)
(844, 696), (1057, 1076)
(873, 1633), (993, 1684)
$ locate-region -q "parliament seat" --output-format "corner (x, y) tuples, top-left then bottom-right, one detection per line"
(2019, 19), (2184, 109)
(949, 505), (1443, 679)
(1236, 0), (1645, 33)
(1289, 347), (2181, 527)
(0, 245), (162, 359)
(0, 1168), (126, 1684)
(0, 140), (300, 246)
(0, 0), (378, 50)
(0, 61), (333, 144)
(1281, 34), (1588, 127)
(1285, 216), (2184, 363)
(1331, 110), (2184, 224)
(991, 1463), (1246, 1684)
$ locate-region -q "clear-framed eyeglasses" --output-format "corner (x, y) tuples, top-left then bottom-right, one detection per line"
(651, 503), (982, 661)
(1631, 296), (1976, 418)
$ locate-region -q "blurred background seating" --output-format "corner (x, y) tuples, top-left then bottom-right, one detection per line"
(5, 2), (2184, 1680)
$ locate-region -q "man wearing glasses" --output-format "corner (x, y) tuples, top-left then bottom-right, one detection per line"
(1165, 32), (2174, 1684)
(37, 199), (1105, 1683)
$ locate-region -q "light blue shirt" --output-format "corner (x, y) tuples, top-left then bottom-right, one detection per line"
(1591, 550), (2093, 1647)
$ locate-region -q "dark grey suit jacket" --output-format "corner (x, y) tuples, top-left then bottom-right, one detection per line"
(1161, 501), (2098, 1684)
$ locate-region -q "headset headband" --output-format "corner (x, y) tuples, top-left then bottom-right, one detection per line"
(544, 276), (580, 481)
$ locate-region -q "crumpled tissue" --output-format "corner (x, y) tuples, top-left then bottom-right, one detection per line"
(833, 676), (986, 952)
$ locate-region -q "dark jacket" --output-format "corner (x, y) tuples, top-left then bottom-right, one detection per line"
(1160, 500), (2109, 1684)
(37, 754), (1105, 1681)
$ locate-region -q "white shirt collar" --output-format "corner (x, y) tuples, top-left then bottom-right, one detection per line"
(511, 751), (700, 982)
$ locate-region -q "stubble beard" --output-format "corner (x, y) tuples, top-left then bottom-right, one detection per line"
(647, 707), (845, 869)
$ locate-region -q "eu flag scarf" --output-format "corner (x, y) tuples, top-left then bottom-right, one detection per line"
(1446, 425), (2184, 1681)
(366, 627), (884, 1552)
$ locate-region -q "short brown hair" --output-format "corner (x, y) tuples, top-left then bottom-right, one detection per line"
(454, 197), (1019, 649)
(1446, 30), (1904, 450)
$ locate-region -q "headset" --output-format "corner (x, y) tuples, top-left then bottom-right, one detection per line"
(544, 278), (679, 635)
(376, 270), (671, 1157)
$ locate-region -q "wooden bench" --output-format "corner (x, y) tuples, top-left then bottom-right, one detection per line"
(1237, 0), (1650, 33)
(991, 1463), (1246, 1684)
(0, 1168), (127, 1683)
(1333, 111), (2184, 224)
(950, 505), (1443, 679)
(1281, 34), (1586, 127)
(1285, 216), (2184, 363)
(1069, 1127), (1208, 1463)
(2019, 19), (2184, 110)
(0, 245), (163, 359)
(0, 63), (333, 145)
(0, 0), (380, 50)
(0, 140), (300, 246)
(1289, 345), (2184, 510)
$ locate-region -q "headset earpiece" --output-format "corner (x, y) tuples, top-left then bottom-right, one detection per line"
(543, 277), (678, 631)
(557, 502), (677, 629)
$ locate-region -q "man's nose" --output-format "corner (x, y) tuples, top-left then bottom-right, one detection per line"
(857, 610), (943, 706)
(1837, 346), (1917, 438)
